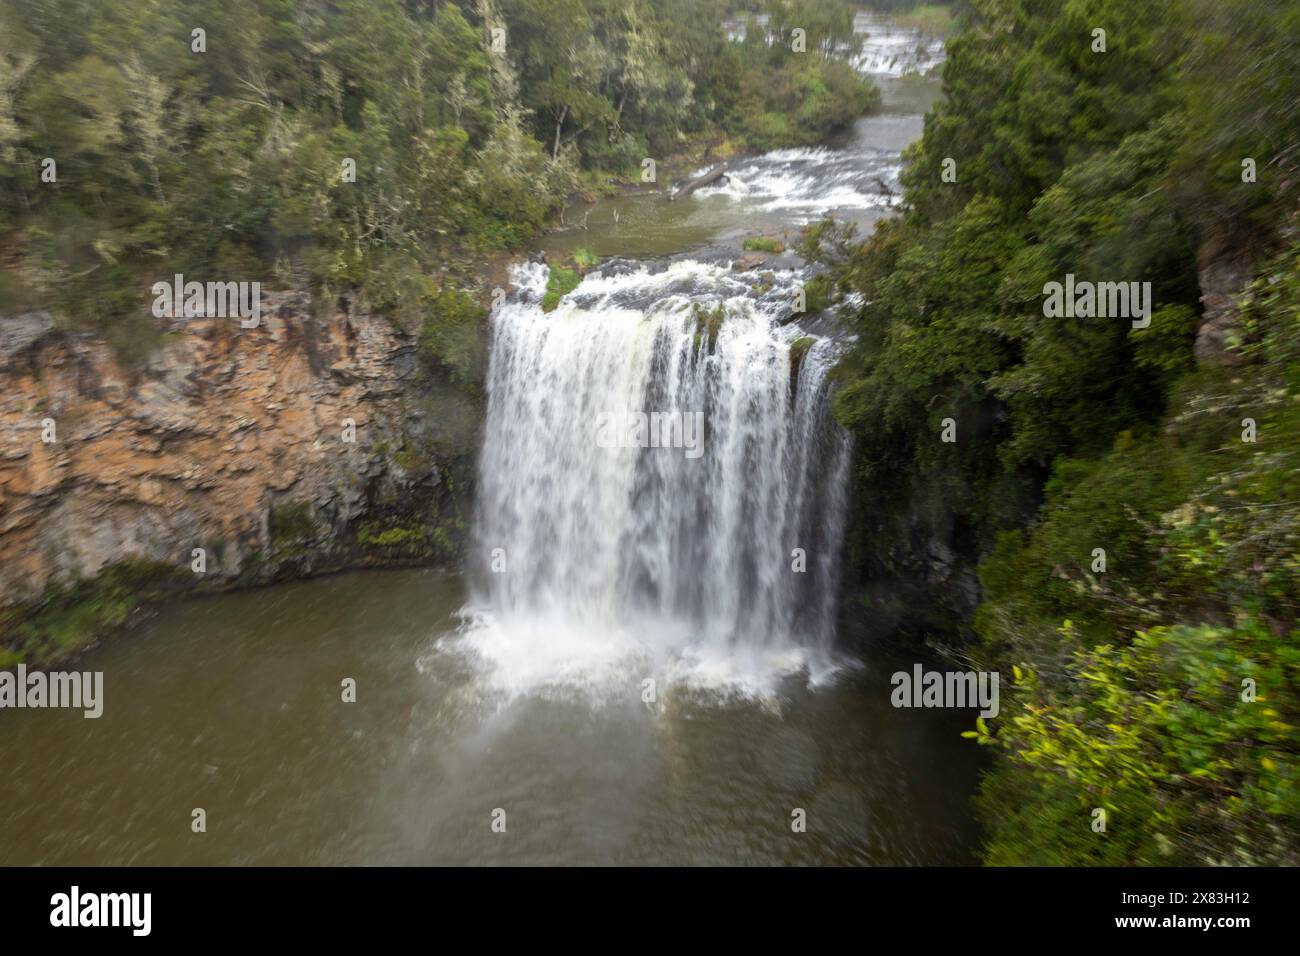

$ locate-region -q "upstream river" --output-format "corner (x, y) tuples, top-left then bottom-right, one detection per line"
(0, 12), (981, 866)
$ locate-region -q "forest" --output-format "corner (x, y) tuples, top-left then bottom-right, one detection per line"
(805, 0), (1300, 865)
(0, 0), (876, 367)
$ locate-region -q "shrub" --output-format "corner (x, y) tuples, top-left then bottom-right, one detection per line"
(541, 263), (581, 313)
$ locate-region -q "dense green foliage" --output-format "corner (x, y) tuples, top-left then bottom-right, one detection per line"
(971, 246), (1300, 864)
(808, 0), (1300, 864)
(728, 1), (880, 148)
(0, 0), (878, 355)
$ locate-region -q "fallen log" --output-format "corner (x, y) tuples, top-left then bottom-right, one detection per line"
(671, 163), (729, 201)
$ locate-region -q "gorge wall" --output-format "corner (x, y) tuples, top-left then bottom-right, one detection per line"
(0, 293), (478, 662)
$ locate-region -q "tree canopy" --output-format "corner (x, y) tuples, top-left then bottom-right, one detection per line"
(806, 0), (1300, 865)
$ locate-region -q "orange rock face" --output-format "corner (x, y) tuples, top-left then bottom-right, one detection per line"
(0, 292), (468, 607)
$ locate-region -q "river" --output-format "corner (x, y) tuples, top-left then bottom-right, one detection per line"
(0, 11), (981, 866)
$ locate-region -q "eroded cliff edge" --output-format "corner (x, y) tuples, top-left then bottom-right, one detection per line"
(0, 292), (479, 665)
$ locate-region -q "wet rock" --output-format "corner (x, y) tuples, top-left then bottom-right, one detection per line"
(733, 253), (770, 272)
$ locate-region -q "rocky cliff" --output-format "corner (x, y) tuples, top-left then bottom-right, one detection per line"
(0, 292), (479, 664)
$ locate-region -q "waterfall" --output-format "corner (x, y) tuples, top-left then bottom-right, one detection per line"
(852, 12), (947, 77)
(460, 259), (851, 697)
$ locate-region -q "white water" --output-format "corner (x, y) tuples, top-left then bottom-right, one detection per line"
(458, 260), (851, 700)
(693, 145), (901, 220)
(447, 9), (949, 704)
(723, 10), (947, 78)
(694, 11), (946, 222)
(853, 12), (947, 78)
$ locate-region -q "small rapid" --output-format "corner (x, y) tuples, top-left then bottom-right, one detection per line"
(723, 10), (947, 79)
(853, 11), (947, 77)
(693, 145), (901, 221)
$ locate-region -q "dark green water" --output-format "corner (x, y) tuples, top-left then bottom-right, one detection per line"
(0, 570), (981, 865)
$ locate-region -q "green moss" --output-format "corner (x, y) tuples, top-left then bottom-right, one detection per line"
(743, 236), (785, 254)
(1, 559), (186, 666)
(358, 525), (422, 548)
(572, 247), (599, 271)
(356, 520), (431, 558)
(431, 524), (455, 557)
(234, 549), (266, 587)
(268, 501), (317, 545)
(789, 336), (815, 389)
(393, 438), (429, 474)
(541, 263), (581, 313)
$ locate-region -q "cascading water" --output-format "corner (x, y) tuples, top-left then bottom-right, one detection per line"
(852, 12), (947, 77)
(724, 11), (947, 79)
(460, 259), (851, 697)
(440, 7), (947, 704)
(692, 145), (902, 221)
